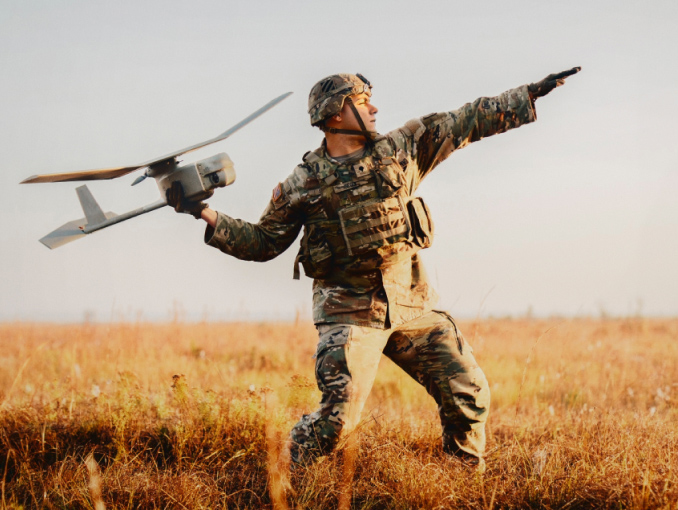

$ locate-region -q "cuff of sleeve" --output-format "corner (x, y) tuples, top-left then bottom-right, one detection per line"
(204, 211), (228, 247)
(204, 224), (216, 244)
(514, 84), (537, 123)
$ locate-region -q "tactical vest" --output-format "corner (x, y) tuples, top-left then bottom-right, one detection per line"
(293, 136), (434, 280)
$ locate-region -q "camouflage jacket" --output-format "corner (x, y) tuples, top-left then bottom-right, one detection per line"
(205, 84), (536, 328)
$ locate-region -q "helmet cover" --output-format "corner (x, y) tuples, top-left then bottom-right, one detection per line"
(308, 73), (372, 126)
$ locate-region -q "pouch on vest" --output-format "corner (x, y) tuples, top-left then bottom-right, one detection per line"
(407, 196), (434, 249)
(294, 223), (334, 279)
(375, 162), (404, 197)
(337, 195), (411, 256)
(372, 138), (406, 198)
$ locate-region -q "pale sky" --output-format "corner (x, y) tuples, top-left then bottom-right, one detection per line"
(1, 0), (676, 321)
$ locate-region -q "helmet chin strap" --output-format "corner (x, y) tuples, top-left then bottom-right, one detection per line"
(324, 97), (377, 141)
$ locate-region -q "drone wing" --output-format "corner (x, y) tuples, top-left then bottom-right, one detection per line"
(20, 91), (293, 184)
(20, 165), (143, 184)
(137, 91), (293, 167)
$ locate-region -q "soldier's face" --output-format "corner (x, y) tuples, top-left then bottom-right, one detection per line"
(340, 93), (378, 131)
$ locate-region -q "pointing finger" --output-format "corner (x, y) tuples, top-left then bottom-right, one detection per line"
(551, 66), (581, 81)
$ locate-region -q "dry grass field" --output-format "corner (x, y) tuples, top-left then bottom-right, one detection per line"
(1, 317), (676, 509)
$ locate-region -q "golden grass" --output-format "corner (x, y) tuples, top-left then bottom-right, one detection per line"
(1, 318), (677, 509)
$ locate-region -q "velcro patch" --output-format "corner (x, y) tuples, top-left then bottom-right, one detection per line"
(352, 162), (372, 178)
(334, 179), (370, 193)
(272, 183), (283, 202)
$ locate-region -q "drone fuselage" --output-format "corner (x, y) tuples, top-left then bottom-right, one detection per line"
(155, 153), (235, 203)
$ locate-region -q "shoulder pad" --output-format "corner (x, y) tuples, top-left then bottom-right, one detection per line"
(302, 149), (322, 165)
(281, 172), (305, 208)
(402, 118), (426, 140)
(278, 165), (310, 194)
(289, 164), (312, 185)
(301, 149), (335, 181)
(289, 164), (320, 190)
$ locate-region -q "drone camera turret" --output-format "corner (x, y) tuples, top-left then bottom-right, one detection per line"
(157, 153), (236, 202)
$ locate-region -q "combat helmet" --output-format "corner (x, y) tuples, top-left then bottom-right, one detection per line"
(308, 74), (374, 137)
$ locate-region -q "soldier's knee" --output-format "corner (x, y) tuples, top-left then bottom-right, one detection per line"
(315, 345), (352, 402)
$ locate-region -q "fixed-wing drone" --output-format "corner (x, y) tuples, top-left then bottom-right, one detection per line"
(21, 92), (292, 249)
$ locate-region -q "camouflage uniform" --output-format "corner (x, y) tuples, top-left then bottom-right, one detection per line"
(205, 82), (536, 464)
(288, 311), (490, 465)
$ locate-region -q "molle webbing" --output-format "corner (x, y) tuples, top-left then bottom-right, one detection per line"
(338, 196), (411, 256)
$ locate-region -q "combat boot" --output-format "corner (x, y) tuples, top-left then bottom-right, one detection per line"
(442, 452), (486, 474)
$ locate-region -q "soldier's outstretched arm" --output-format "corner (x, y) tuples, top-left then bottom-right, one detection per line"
(390, 66), (581, 189)
(392, 85), (537, 186)
(203, 178), (304, 262)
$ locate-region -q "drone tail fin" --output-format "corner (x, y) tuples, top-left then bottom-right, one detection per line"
(39, 186), (117, 249)
(76, 185), (107, 225)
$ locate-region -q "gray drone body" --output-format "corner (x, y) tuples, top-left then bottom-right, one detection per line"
(21, 92), (291, 249)
(152, 152), (236, 202)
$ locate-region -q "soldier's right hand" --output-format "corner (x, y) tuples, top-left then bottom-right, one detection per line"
(165, 181), (208, 220)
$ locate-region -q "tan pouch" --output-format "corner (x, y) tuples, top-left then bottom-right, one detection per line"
(407, 196), (434, 249)
(337, 196), (411, 256)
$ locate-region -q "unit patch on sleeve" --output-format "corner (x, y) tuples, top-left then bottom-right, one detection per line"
(272, 183), (283, 202)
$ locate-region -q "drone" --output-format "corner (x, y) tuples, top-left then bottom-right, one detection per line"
(21, 92), (292, 249)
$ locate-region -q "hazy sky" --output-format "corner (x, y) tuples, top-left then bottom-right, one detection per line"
(1, 0), (676, 321)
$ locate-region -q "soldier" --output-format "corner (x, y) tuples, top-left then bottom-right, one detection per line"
(166, 67), (580, 471)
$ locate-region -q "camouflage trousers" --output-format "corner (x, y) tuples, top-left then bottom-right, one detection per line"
(289, 310), (490, 465)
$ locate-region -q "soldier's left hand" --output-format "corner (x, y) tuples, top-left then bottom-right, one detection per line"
(528, 67), (581, 100)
